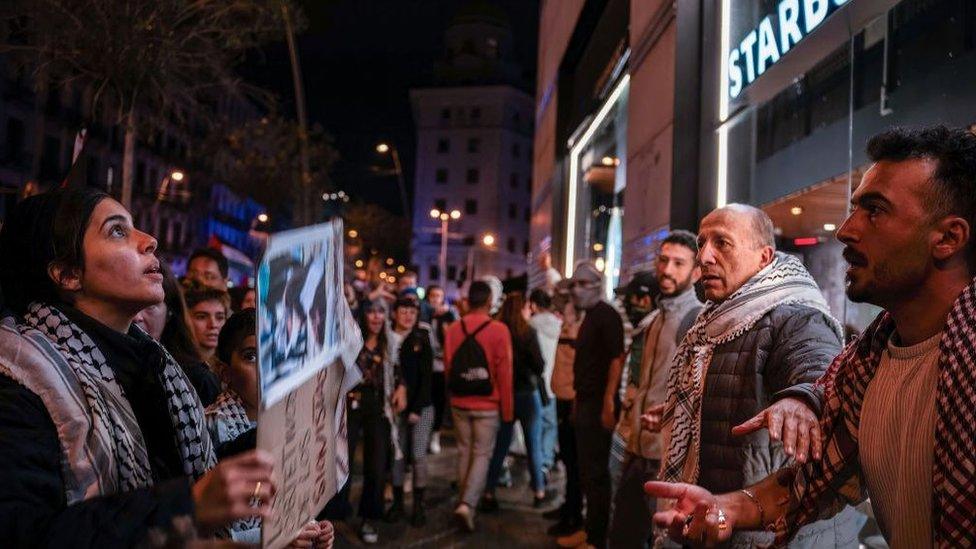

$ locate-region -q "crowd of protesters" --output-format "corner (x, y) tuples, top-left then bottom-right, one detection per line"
(0, 124), (972, 549)
(327, 124), (976, 549)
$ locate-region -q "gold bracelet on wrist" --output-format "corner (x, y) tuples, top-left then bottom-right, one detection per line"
(738, 488), (767, 529)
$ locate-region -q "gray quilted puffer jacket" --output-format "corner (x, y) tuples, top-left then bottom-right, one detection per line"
(699, 303), (864, 548)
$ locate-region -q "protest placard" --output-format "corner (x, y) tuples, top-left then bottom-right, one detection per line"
(256, 220), (362, 549)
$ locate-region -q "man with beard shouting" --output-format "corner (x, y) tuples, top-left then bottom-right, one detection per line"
(648, 125), (976, 549)
(648, 203), (862, 548)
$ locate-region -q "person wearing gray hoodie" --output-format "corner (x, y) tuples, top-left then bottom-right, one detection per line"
(528, 288), (561, 473)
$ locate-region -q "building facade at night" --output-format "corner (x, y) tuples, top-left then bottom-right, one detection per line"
(531, 0), (974, 331)
(0, 58), (268, 285)
(410, 3), (534, 295)
(530, 0), (678, 294)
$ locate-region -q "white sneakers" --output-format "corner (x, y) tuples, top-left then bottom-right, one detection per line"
(429, 431), (442, 454)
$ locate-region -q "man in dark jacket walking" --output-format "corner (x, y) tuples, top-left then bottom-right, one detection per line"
(653, 204), (862, 547)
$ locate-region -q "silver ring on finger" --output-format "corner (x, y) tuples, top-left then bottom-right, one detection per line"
(682, 513), (694, 537)
(717, 508), (728, 531)
(250, 481), (263, 507)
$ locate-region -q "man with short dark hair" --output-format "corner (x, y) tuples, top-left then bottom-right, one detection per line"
(649, 125), (976, 549)
(608, 231), (702, 548)
(187, 248), (230, 290)
(444, 281), (514, 532)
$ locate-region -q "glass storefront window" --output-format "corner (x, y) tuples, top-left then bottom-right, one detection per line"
(713, 0), (976, 335)
(566, 77), (629, 298)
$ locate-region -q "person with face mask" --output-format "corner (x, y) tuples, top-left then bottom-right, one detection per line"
(646, 204), (862, 548)
(557, 261), (625, 549)
(607, 231), (703, 548)
(605, 270), (660, 524)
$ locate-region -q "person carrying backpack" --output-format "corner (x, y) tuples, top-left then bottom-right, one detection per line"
(443, 281), (513, 533)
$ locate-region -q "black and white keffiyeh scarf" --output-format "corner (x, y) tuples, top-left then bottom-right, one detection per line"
(659, 253), (841, 485)
(0, 303), (215, 503)
(205, 390), (255, 446)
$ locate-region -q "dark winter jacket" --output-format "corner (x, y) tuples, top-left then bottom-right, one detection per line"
(397, 326), (433, 414)
(698, 303), (863, 548)
(0, 375), (195, 547)
(512, 326), (545, 394)
(0, 306), (198, 547)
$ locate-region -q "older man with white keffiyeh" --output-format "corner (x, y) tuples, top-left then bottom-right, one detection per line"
(651, 204), (862, 548)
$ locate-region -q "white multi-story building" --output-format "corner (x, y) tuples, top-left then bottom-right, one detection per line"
(409, 3), (534, 294)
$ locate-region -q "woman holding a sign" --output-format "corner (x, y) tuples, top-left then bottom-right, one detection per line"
(0, 187), (277, 546)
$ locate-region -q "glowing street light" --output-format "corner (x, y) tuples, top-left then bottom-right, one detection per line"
(354, 259), (364, 268)
(386, 258), (394, 266)
(171, 170), (185, 182)
(257, 213), (269, 223)
(482, 233), (495, 247)
(376, 143), (390, 154)
(348, 229), (359, 238)
(397, 265), (406, 274)
(431, 205), (462, 289)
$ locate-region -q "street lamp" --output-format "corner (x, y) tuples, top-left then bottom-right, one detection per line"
(430, 207), (462, 289)
(257, 213), (269, 223)
(376, 142), (410, 220)
(171, 170), (185, 182)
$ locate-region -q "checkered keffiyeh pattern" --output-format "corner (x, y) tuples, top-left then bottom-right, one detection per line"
(783, 277), (976, 548)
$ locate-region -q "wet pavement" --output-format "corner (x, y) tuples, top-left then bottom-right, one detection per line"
(333, 432), (562, 548)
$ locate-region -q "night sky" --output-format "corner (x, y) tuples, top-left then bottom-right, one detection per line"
(243, 0), (540, 216)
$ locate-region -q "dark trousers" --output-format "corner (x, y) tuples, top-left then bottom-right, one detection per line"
(557, 398), (583, 522)
(576, 397), (612, 548)
(319, 388), (390, 521)
(608, 453), (660, 549)
(431, 371), (447, 431)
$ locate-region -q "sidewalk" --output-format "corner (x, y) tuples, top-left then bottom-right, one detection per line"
(333, 432), (561, 548)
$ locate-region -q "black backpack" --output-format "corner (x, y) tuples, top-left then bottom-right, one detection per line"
(449, 320), (494, 396)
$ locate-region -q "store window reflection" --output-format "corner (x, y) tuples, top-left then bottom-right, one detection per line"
(568, 77), (629, 298)
(717, 0), (976, 335)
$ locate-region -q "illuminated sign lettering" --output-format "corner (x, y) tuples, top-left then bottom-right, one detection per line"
(727, 0), (849, 99)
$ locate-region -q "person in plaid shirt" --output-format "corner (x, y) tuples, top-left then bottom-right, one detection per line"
(646, 125), (976, 548)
